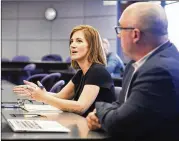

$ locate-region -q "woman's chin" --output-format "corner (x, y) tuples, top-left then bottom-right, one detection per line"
(71, 57), (77, 61)
(71, 56), (86, 62)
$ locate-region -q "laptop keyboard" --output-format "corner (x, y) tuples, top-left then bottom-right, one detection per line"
(11, 120), (42, 129)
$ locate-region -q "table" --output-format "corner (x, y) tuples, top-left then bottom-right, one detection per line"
(1, 61), (71, 85)
(1, 109), (108, 140)
(2, 61), (71, 71)
(1, 80), (109, 140)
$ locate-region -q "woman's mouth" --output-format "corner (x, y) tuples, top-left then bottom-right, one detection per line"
(72, 51), (78, 54)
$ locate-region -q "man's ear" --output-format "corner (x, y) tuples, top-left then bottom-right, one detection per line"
(132, 28), (141, 44)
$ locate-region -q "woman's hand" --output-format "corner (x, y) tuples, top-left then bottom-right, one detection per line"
(13, 84), (34, 97)
(23, 80), (47, 102)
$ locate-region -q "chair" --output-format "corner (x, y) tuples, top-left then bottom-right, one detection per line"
(66, 56), (71, 63)
(41, 54), (63, 62)
(41, 73), (62, 91)
(50, 80), (65, 93)
(114, 86), (122, 100)
(8, 55), (30, 84)
(12, 55), (30, 62)
(23, 63), (36, 77)
(18, 63), (37, 84)
(26, 73), (48, 85)
(1, 58), (10, 62)
(1, 58), (10, 80)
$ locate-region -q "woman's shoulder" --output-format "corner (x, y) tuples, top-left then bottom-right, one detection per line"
(91, 63), (105, 69)
(89, 63), (107, 72)
(72, 69), (83, 79)
(88, 63), (111, 77)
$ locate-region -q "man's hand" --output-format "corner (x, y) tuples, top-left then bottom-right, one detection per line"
(86, 109), (101, 130)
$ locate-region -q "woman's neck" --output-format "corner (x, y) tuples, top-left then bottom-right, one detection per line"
(78, 60), (92, 75)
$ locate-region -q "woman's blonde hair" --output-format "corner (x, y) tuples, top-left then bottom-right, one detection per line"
(69, 25), (106, 69)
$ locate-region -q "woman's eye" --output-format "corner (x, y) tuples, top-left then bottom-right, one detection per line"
(77, 39), (82, 43)
(70, 40), (73, 44)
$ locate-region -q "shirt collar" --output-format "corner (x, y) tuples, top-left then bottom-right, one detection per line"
(132, 40), (169, 71)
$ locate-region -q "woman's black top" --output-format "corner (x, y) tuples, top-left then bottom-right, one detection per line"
(72, 63), (115, 117)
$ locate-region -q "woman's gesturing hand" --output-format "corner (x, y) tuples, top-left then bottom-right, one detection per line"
(13, 80), (47, 102)
(23, 80), (47, 102)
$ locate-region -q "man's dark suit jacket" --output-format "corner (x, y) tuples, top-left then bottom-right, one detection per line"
(95, 41), (179, 141)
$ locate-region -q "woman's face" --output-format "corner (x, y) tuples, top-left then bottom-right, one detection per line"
(70, 30), (89, 62)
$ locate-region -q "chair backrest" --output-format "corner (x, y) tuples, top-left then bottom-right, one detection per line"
(114, 86), (122, 100)
(26, 73), (48, 84)
(41, 54), (62, 62)
(50, 80), (65, 93)
(66, 56), (71, 63)
(12, 55), (30, 62)
(41, 73), (62, 91)
(23, 63), (36, 77)
(2, 58), (10, 62)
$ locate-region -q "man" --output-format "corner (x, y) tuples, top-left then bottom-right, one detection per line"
(102, 38), (125, 78)
(86, 2), (179, 141)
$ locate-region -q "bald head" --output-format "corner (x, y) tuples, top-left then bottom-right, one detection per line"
(120, 2), (168, 36)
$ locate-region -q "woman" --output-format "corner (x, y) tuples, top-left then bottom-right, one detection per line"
(13, 25), (115, 117)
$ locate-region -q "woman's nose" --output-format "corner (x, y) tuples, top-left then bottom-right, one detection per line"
(70, 45), (76, 49)
(70, 41), (77, 48)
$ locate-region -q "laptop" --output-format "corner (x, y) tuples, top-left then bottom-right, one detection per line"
(2, 112), (70, 133)
(7, 119), (70, 132)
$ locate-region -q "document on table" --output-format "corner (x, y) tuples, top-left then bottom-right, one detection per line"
(22, 104), (63, 113)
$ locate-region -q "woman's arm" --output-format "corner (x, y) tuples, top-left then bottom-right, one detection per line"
(13, 80), (75, 100)
(34, 84), (100, 115)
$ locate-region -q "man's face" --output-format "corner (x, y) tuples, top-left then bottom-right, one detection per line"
(117, 15), (135, 58)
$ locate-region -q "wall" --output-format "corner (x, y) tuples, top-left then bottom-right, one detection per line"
(2, 0), (117, 61)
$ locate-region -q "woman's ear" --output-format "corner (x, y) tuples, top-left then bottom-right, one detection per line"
(132, 28), (141, 44)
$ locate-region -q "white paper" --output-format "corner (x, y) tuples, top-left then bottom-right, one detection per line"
(22, 104), (63, 113)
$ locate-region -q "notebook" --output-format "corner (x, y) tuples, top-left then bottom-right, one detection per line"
(22, 104), (63, 113)
(7, 119), (70, 132)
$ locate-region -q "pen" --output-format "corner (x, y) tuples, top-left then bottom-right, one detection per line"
(37, 81), (44, 89)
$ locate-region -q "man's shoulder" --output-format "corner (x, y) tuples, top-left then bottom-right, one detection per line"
(142, 44), (179, 71)
(137, 54), (179, 81)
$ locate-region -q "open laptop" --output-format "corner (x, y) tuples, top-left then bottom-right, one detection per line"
(2, 112), (70, 133)
(7, 119), (70, 132)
